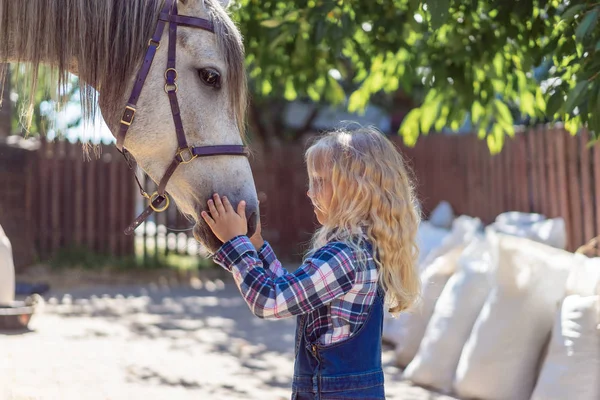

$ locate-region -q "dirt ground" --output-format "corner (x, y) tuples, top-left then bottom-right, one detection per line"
(1, 272), (457, 400)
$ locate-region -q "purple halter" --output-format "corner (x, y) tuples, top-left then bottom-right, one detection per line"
(116, 0), (248, 235)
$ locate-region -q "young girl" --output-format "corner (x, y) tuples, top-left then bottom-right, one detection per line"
(201, 126), (420, 399)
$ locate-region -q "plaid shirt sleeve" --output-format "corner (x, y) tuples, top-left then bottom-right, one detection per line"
(213, 235), (357, 319)
(256, 241), (286, 279)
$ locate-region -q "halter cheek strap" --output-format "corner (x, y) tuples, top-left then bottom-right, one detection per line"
(117, 0), (248, 235)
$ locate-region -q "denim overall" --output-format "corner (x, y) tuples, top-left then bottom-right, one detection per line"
(291, 287), (385, 399)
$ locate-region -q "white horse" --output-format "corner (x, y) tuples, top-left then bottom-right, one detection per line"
(0, 0), (258, 252)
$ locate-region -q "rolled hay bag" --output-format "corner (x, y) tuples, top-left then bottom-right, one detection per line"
(402, 235), (494, 393)
(453, 231), (577, 400)
(0, 224), (15, 305)
(530, 294), (600, 400)
(393, 246), (464, 367)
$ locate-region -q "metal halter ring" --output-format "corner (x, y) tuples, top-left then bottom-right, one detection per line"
(164, 83), (178, 93)
(149, 192), (170, 212)
(148, 39), (160, 49)
(164, 68), (178, 81)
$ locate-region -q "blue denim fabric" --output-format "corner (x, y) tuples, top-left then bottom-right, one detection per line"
(291, 288), (385, 400)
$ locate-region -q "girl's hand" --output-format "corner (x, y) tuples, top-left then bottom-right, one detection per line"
(201, 193), (247, 243)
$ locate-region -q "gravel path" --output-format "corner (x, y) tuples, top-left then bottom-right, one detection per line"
(1, 281), (457, 400)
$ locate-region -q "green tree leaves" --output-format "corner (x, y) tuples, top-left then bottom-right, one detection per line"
(233, 0), (600, 149)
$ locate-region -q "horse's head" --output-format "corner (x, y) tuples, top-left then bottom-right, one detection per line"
(99, 0), (257, 253)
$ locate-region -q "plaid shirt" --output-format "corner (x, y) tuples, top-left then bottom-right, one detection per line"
(213, 235), (379, 345)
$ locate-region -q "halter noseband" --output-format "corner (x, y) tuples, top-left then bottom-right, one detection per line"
(116, 0), (248, 235)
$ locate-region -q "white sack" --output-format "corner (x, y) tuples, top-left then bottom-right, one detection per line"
(490, 211), (566, 250)
(428, 201), (454, 230)
(420, 215), (482, 268)
(403, 236), (494, 393)
(393, 247), (464, 367)
(454, 232), (574, 400)
(531, 295), (600, 400)
(415, 221), (450, 266)
(566, 256), (600, 297)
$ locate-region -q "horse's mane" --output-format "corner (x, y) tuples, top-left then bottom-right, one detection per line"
(0, 0), (247, 135)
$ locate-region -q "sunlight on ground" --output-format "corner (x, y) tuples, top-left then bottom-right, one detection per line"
(1, 282), (457, 400)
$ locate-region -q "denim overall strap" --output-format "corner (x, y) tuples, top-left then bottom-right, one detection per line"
(292, 286), (385, 400)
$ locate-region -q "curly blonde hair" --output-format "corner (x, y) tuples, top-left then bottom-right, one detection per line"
(305, 126), (421, 314)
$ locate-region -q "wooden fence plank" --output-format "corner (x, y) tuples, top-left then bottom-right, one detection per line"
(24, 146), (35, 261)
(85, 148), (96, 252)
(109, 147), (119, 256)
(537, 127), (550, 217)
(465, 135), (477, 215)
(546, 129), (559, 218)
(566, 130), (582, 250)
(489, 148), (498, 220)
(74, 141), (84, 246)
(594, 142), (600, 242)
(516, 134), (529, 212)
(555, 130), (572, 249)
(501, 137), (512, 211)
(65, 141), (76, 248)
(527, 130), (538, 214)
(482, 141), (494, 223)
(37, 138), (46, 259)
(474, 139), (483, 221)
(118, 155), (129, 257)
(97, 151), (107, 254)
(51, 140), (63, 253)
(580, 130), (594, 244)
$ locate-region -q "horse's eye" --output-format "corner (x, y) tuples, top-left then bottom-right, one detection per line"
(198, 68), (221, 88)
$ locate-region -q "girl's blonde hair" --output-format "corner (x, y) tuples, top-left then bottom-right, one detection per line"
(305, 126), (421, 314)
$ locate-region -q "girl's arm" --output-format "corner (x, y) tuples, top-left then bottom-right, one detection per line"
(213, 235), (357, 319)
(254, 241), (287, 279)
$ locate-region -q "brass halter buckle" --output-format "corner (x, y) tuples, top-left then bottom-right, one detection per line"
(177, 147), (198, 164)
(149, 192), (170, 213)
(120, 106), (136, 126)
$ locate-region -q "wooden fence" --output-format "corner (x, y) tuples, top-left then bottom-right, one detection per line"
(0, 139), (36, 269)
(2, 126), (599, 270)
(31, 139), (136, 260)
(401, 127), (599, 252)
